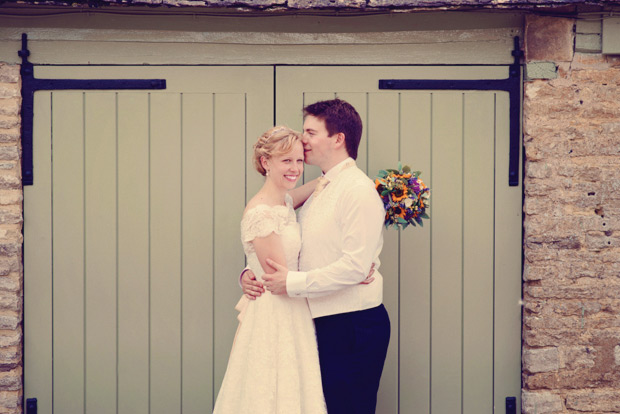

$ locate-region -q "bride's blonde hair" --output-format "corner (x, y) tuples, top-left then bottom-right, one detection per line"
(253, 126), (302, 176)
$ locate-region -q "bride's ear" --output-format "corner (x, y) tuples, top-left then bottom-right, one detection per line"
(260, 156), (269, 173)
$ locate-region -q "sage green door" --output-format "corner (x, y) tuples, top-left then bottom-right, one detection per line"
(24, 66), (274, 414)
(24, 65), (521, 414)
(276, 66), (522, 414)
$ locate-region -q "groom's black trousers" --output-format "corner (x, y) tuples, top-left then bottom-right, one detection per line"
(314, 304), (390, 414)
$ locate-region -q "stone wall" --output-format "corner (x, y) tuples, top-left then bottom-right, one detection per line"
(522, 14), (620, 414)
(4, 0), (620, 10)
(0, 64), (23, 414)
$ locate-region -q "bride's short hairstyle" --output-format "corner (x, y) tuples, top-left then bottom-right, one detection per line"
(253, 126), (302, 176)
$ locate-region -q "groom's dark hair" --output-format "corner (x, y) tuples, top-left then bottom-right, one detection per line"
(303, 99), (363, 160)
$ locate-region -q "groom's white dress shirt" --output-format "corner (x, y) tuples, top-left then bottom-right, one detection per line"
(287, 158), (385, 318)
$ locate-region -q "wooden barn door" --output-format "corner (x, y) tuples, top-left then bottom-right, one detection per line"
(24, 64), (521, 414)
(24, 66), (273, 414)
(277, 65), (522, 414)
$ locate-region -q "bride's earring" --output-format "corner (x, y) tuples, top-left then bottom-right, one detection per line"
(266, 170), (270, 176)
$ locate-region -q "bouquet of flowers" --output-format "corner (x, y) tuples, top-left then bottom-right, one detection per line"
(375, 162), (430, 230)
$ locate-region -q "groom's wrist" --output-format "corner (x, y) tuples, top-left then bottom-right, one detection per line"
(286, 271), (308, 298)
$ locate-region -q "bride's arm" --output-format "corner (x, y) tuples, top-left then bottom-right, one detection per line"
(252, 232), (288, 276)
(288, 178), (319, 209)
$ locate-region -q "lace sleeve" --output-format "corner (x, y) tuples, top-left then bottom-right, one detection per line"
(241, 205), (286, 243)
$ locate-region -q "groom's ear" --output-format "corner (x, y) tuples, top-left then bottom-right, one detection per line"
(333, 132), (346, 149)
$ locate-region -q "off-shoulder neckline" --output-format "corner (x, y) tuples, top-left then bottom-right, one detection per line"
(243, 193), (293, 219)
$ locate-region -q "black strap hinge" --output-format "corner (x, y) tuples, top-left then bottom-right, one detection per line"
(19, 33), (167, 186)
(379, 36), (523, 187)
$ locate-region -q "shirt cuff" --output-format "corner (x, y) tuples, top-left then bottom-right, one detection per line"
(287, 271), (308, 298)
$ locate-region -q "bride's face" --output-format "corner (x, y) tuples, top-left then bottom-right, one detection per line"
(265, 141), (304, 190)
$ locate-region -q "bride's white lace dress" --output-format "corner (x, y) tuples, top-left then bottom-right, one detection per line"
(213, 194), (326, 414)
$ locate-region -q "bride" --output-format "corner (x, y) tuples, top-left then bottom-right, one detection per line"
(213, 126), (326, 413)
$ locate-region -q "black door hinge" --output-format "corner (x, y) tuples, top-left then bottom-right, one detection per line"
(18, 33), (167, 185)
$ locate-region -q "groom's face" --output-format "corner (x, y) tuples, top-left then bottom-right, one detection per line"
(302, 115), (333, 169)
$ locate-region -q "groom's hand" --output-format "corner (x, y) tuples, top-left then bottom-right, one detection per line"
(262, 258), (289, 295)
(241, 269), (264, 300)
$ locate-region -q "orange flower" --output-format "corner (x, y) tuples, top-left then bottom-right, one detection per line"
(391, 187), (408, 202)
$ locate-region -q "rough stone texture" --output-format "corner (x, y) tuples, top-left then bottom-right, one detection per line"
(522, 390), (564, 414)
(525, 15), (575, 62)
(566, 390), (620, 411)
(523, 12), (620, 414)
(0, 64), (22, 414)
(3, 0), (620, 9)
(523, 347), (560, 373)
(526, 62), (558, 80)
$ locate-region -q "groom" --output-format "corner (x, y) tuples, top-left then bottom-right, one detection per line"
(242, 98), (390, 414)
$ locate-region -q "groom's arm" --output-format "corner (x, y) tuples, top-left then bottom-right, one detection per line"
(286, 183), (384, 298)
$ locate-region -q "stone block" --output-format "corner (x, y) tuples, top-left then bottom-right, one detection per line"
(560, 346), (596, 370)
(525, 15), (575, 62)
(0, 99), (19, 117)
(0, 66), (19, 84)
(0, 292), (20, 312)
(0, 175), (21, 191)
(576, 19), (602, 35)
(566, 390), (620, 411)
(0, 346), (21, 370)
(523, 347), (560, 373)
(0, 313), (20, 331)
(289, 0), (364, 7)
(526, 62), (558, 80)
(0, 391), (20, 409)
(521, 390), (563, 414)
(0, 131), (18, 144)
(0, 117), (18, 130)
(0, 191), (22, 207)
(575, 33), (602, 53)
(0, 369), (21, 391)
(0, 275), (21, 293)
(0, 85), (18, 100)
(0, 147), (19, 162)
(0, 330), (20, 348)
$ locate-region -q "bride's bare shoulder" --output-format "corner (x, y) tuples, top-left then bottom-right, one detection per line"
(244, 193), (280, 216)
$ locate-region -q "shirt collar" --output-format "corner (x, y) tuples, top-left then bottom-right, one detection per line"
(323, 157), (356, 181)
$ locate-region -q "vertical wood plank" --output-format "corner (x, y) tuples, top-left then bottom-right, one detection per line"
(52, 92), (85, 414)
(24, 92), (53, 414)
(368, 92), (399, 414)
(462, 92), (495, 414)
(494, 92), (523, 414)
(430, 92), (463, 414)
(84, 92), (117, 414)
(117, 93), (150, 414)
(150, 93), (182, 414)
(212, 93), (247, 397)
(181, 93), (215, 412)
(246, 72), (274, 203)
(399, 92), (432, 414)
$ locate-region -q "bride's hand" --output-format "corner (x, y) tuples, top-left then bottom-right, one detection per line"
(241, 269), (264, 300)
(360, 263), (376, 285)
